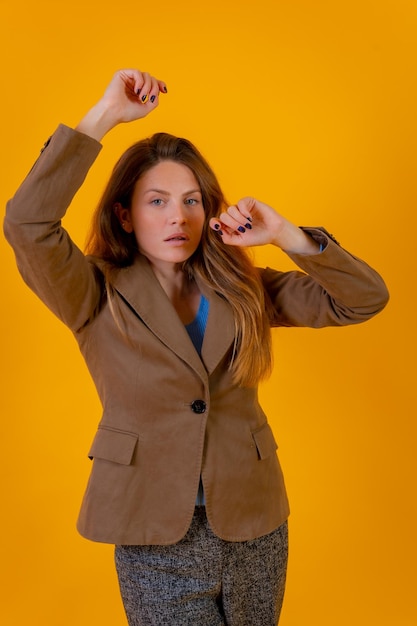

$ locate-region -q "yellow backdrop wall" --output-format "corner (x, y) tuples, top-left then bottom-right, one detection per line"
(1, 0), (415, 624)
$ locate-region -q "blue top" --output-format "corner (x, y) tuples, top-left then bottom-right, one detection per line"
(185, 294), (209, 356)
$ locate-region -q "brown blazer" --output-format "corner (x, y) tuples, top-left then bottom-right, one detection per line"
(4, 125), (389, 545)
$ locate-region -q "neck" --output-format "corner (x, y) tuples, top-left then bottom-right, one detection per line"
(150, 262), (201, 325)
(150, 263), (189, 296)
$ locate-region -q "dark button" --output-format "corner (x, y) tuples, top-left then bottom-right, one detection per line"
(191, 400), (206, 414)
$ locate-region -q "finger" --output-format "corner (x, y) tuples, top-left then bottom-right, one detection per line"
(119, 69), (144, 95)
(216, 226), (246, 246)
(139, 74), (165, 104)
(209, 218), (238, 238)
(157, 79), (168, 94)
(227, 203), (252, 230)
(219, 211), (245, 233)
(235, 197), (256, 222)
(136, 71), (152, 103)
(210, 217), (253, 248)
(118, 68), (140, 96)
(117, 70), (167, 103)
(218, 209), (251, 235)
(137, 77), (162, 110)
(209, 218), (224, 236)
(148, 76), (160, 106)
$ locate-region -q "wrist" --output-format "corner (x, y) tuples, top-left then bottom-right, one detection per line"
(75, 102), (121, 141)
(273, 222), (320, 254)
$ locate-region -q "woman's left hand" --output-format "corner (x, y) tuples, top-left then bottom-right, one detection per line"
(76, 69), (167, 141)
(209, 197), (320, 254)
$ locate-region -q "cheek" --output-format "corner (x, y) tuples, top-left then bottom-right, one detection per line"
(131, 223), (157, 252)
(132, 213), (157, 237)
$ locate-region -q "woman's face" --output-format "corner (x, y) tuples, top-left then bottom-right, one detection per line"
(122, 160), (205, 271)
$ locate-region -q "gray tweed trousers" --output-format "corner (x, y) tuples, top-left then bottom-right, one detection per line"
(115, 507), (288, 625)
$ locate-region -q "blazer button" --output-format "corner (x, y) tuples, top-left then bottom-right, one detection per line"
(191, 399), (207, 414)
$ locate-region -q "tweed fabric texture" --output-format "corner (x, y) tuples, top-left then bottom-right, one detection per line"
(115, 507), (288, 625)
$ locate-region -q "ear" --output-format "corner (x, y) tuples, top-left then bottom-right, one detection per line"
(114, 202), (134, 233)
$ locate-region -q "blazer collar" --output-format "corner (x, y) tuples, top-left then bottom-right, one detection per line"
(109, 254), (235, 382)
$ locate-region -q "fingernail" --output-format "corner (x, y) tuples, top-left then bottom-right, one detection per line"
(142, 94), (147, 102)
(163, 86), (168, 93)
(136, 88), (141, 95)
(214, 223), (221, 230)
(245, 223), (252, 229)
(246, 216), (253, 222)
(218, 230), (223, 236)
(150, 95), (156, 103)
(237, 226), (246, 233)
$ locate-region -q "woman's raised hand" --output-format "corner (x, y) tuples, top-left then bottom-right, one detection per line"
(76, 69), (167, 141)
(209, 197), (320, 254)
(99, 69), (167, 123)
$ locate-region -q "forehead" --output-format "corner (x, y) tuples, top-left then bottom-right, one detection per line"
(136, 160), (200, 192)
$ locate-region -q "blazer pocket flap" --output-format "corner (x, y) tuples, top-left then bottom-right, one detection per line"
(88, 428), (138, 465)
(252, 423), (278, 460)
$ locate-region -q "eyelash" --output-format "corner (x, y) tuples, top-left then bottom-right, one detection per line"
(150, 198), (200, 206)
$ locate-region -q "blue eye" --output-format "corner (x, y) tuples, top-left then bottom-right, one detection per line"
(151, 199), (163, 206)
(185, 198), (198, 205)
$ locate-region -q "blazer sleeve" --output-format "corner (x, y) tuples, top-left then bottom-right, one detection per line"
(3, 124), (103, 332)
(261, 227), (389, 328)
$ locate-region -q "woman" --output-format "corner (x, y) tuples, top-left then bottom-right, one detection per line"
(4, 69), (389, 625)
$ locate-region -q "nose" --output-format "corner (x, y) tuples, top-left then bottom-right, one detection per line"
(169, 201), (187, 224)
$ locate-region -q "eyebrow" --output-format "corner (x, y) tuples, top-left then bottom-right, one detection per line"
(144, 188), (202, 196)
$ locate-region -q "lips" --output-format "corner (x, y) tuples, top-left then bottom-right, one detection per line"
(164, 233), (189, 242)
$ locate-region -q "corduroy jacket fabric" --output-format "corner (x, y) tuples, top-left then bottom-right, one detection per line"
(4, 125), (389, 545)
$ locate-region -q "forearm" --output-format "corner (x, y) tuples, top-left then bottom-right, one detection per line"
(4, 124), (101, 226)
(287, 228), (389, 313)
(262, 230), (389, 328)
(272, 220), (321, 255)
(4, 125), (103, 330)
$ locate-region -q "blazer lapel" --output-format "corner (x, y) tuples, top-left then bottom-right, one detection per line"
(110, 254), (235, 382)
(198, 279), (235, 376)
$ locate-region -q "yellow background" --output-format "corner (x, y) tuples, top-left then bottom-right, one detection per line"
(0, 0), (415, 624)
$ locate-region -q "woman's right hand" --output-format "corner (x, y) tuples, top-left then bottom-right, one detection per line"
(76, 69), (167, 141)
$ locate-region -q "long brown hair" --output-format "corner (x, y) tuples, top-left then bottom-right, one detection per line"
(85, 133), (272, 386)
